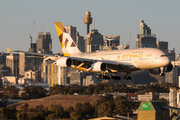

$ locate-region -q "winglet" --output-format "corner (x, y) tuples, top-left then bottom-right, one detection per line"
(6, 47), (10, 53)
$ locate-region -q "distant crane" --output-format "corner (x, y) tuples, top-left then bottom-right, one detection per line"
(30, 20), (35, 44)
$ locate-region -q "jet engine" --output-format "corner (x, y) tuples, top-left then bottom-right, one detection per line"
(149, 64), (173, 75)
(91, 61), (107, 72)
(56, 57), (72, 67)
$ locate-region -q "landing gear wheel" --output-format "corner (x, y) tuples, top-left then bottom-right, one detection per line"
(98, 74), (103, 79)
(160, 73), (165, 76)
(124, 74), (131, 80)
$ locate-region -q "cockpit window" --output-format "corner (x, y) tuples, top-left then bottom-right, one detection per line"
(160, 55), (167, 57)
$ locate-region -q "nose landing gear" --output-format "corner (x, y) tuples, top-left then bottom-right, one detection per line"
(160, 67), (165, 76)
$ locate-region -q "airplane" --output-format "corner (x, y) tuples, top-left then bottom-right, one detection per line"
(7, 22), (173, 80)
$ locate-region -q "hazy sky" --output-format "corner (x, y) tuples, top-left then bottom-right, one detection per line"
(1, 0), (180, 56)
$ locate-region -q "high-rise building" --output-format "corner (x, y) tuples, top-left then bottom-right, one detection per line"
(136, 20), (157, 48)
(36, 32), (52, 54)
(85, 29), (104, 52)
(104, 35), (120, 47)
(157, 41), (175, 61)
(101, 35), (120, 51)
(6, 53), (19, 77)
(0, 52), (9, 77)
(65, 25), (76, 43)
(157, 41), (168, 52)
(76, 32), (85, 52)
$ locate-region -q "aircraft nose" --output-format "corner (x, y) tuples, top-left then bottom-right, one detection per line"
(163, 57), (171, 66)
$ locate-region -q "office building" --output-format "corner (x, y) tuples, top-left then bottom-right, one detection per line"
(157, 41), (175, 61)
(0, 52), (9, 77)
(29, 43), (37, 53)
(76, 32), (85, 52)
(36, 32), (52, 54)
(167, 49), (175, 61)
(6, 53), (19, 77)
(104, 35), (120, 47)
(101, 35), (120, 51)
(85, 29), (103, 52)
(136, 20), (157, 48)
(69, 70), (85, 85)
(157, 41), (168, 52)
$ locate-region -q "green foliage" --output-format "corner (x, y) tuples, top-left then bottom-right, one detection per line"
(36, 104), (44, 111)
(132, 115), (137, 120)
(16, 112), (27, 120)
(71, 112), (81, 120)
(47, 104), (65, 119)
(75, 103), (83, 114)
(21, 86), (46, 99)
(66, 106), (74, 118)
(98, 101), (114, 117)
(113, 99), (133, 115)
(1, 86), (19, 99)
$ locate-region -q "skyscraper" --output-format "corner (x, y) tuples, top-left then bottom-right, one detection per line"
(76, 32), (85, 52)
(136, 20), (157, 48)
(36, 32), (52, 54)
(85, 29), (103, 52)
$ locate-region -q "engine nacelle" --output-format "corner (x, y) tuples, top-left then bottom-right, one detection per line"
(56, 57), (72, 67)
(91, 61), (107, 72)
(149, 68), (160, 75)
(165, 64), (173, 72)
(149, 64), (173, 75)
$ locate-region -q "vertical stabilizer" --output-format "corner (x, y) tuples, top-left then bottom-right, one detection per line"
(54, 22), (81, 56)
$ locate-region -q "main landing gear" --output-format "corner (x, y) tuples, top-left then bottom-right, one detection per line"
(123, 74), (131, 80)
(98, 74), (121, 80)
(98, 73), (132, 80)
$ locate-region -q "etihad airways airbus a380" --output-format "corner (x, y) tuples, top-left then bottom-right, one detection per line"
(7, 22), (173, 80)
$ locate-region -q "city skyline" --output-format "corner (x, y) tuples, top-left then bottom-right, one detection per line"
(1, 0), (180, 56)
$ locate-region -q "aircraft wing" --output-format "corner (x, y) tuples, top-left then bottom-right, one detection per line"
(70, 57), (137, 73)
(7, 47), (137, 73)
(7, 47), (59, 61)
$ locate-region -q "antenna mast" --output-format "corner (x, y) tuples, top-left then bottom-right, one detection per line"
(30, 20), (35, 44)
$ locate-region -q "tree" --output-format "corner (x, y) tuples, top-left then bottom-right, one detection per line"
(21, 103), (29, 112)
(2, 86), (19, 99)
(0, 107), (8, 120)
(98, 101), (114, 117)
(16, 112), (27, 120)
(75, 103), (83, 114)
(113, 99), (132, 115)
(36, 104), (44, 111)
(71, 112), (81, 120)
(82, 102), (94, 116)
(66, 106), (74, 118)
(46, 104), (65, 119)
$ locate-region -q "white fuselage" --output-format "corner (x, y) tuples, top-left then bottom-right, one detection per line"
(72, 48), (170, 70)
